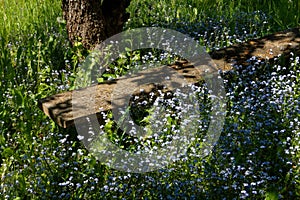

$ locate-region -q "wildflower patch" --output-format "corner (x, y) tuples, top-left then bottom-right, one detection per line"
(38, 27), (299, 128)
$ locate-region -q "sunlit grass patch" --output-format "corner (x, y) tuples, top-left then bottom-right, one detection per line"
(0, 0), (62, 40)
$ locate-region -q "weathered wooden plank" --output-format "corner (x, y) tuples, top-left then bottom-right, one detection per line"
(211, 27), (300, 66)
(38, 28), (300, 128)
(38, 62), (213, 128)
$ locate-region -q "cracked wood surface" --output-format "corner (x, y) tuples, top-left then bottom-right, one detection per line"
(38, 27), (300, 128)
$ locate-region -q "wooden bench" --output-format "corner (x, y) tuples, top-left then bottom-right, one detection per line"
(38, 28), (300, 128)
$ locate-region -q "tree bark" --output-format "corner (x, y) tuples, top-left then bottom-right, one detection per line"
(62, 0), (131, 50)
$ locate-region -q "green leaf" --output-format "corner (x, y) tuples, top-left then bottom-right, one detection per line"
(13, 88), (25, 108)
(2, 147), (14, 158)
(265, 190), (279, 200)
(97, 77), (104, 83)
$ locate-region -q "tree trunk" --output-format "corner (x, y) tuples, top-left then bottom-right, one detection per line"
(62, 0), (131, 50)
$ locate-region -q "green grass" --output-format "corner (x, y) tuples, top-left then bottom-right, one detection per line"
(126, 0), (299, 30)
(0, 0), (299, 199)
(0, 0), (62, 39)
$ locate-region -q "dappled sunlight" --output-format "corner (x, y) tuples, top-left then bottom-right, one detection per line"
(0, 0), (299, 199)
